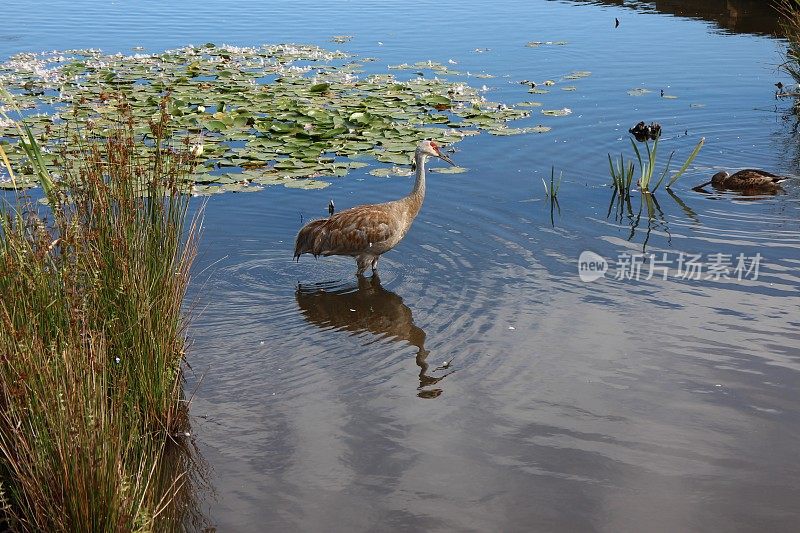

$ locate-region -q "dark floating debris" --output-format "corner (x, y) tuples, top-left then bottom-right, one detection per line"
(629, 121), (662, 142)
(328, 199), (335, 217)
(615, 18), (620, 28)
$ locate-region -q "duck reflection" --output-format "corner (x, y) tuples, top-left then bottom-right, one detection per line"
(295, 274), (453, 398)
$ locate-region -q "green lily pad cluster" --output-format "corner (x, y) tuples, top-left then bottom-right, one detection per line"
(388, 60), (462, 77)
(518, 70), (591, 96)
(0, 43), (551, 193)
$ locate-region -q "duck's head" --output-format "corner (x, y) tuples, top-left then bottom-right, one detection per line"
(711, 171), (730, 184)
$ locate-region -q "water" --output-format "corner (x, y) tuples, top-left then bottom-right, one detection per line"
(4, 0), (800, 530)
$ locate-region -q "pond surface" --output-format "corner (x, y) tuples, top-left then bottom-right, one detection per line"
(4, 0), (800, 530)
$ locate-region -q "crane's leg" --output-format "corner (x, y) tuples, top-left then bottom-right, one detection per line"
(356, 255), (369, 276)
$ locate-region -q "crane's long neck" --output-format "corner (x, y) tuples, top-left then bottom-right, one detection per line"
(411, 150), (426, 197)
(403, 150), (426, 221)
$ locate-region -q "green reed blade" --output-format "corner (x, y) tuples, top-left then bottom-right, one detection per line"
(666, 137), (705, 188)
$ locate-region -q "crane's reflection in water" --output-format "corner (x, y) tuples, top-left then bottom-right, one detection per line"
(295, 274), (453, 398)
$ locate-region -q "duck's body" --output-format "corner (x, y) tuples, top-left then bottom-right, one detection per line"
(694, 169), (788, 193)
(294, 140), (453, 275)
(712, 169), (787, 189)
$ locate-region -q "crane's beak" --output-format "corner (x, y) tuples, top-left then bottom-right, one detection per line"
(438, 152), (455, 166)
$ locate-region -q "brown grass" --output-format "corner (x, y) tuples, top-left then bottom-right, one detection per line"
(0, 96), (205, 531)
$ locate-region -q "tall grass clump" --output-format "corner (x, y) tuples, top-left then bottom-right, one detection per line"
(777, 0), (800, 84)
(609, 134), (704, 194)
(0, 95), (204, 531)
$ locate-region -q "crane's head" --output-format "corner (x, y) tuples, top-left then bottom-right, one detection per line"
(417, 139), (455, 166)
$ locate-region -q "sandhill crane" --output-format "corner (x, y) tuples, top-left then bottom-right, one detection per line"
(294, 139), (454, 275)
(693, 169), (788, 194)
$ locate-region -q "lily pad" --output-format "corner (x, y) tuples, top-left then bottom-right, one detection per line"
(283, 179), (330, 190)
(627, 88), (651, 97)
(369, 167), (414, 178)
(487, 127), (527, 136)
(563, 71), (591, 80)
(430, 165), (468, 174)
(309, 83), (331, 93)
(376, 152), (412, 165)
(221, 183), (263, 193)
(525, 41), (568, 47)
(541, 108), (572, 117)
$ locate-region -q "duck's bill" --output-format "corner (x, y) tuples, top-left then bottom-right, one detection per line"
(438, 153), (455, 166)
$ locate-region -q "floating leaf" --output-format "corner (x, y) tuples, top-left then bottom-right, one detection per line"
(369, 167), (413, 178)
(564, 71), (591, 80)
(221, 183), (262, 193)
(561, 86), (577, 91)
(627, 88), (651, 97)
(191, 184), (224, 196)
(541, 108), (572, 117)
(376, 152), (412, 165)
(283, 179), (330, 189)
(204, 120), (228, 131)
(251, 175), (286, 186)
(526, 40), (568, 47)
(430, 165), (468, 173)
(309, 83), (330, 93)
(488, 127), (526, 136)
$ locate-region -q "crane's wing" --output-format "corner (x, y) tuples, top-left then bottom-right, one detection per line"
(295, 204), (398, 258)
(316, 205), (397, 255)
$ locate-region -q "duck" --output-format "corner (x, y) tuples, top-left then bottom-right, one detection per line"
(693, 169), (788, 193)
